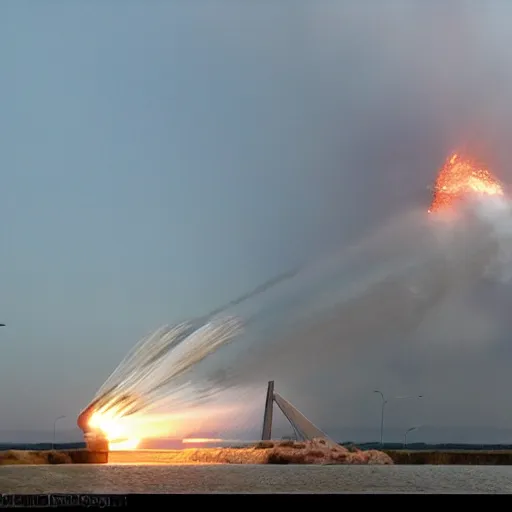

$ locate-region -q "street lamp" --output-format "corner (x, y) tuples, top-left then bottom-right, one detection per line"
(373, 390), (423, 446)
(403, 426), (421, 448)
(52, 416), (66, 450)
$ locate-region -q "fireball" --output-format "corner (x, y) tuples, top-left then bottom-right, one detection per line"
(88, 409), (142, 451)
(82, 402), (241, 451)
(429, 152), (503, 213)
(78, 392), (148, 450)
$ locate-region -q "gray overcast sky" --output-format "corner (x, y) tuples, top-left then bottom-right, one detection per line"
(3, 0), (512, 439)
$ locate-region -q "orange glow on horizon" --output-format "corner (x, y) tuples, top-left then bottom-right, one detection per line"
(182, 438), (224, 443)
(86, 402), (243, 451)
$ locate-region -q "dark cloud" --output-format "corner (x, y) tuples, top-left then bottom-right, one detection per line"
(81, 2), (512, 440)
(186, 1), (512, 437)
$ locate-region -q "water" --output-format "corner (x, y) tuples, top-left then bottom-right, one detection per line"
(1, 465), (512, 493)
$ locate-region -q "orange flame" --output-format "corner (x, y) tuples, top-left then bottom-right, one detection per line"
(87, 402), (242, 451)
(89, 409), (142, 451)
(429, 152), (503, 213)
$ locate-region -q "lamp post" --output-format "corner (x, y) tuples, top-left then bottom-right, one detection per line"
(52, 416), (66, 450)
(373, 390), (423, 446)
(404, 426), (420, 448)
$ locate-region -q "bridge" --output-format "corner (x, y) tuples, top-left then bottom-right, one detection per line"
(261, 380), (339, 449)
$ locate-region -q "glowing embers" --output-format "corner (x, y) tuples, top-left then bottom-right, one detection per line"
(429, 153), (503, 213)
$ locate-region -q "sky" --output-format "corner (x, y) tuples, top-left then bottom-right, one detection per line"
(3, 0), (512, 441)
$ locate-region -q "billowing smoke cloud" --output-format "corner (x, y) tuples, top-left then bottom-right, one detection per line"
(82, 1), (512, 441)
(189, 196), (512, 423)
(86, 192), (512, 442)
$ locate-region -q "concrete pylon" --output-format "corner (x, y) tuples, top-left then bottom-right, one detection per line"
(260, 380), (339, 448)
(261, 380), (274, 440)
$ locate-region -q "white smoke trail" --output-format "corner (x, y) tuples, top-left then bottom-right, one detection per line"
(188, 192), (512, 396)
(88, 316), (243, 417)
(82, 190), (512, 436)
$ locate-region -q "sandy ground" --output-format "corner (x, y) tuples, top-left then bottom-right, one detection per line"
(0, 440), (393, 466)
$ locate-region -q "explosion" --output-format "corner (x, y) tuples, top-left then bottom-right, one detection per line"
(78, 151), (509, 453)
(77, 318), (244, 451)
(428, 152), (503, 213)
(88, 408), (141, 451)
(84, 403), (243, 451)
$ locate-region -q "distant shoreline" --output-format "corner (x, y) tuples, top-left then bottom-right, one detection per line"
(385, 449), (512, 465)
(2, 441), (512, 452)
